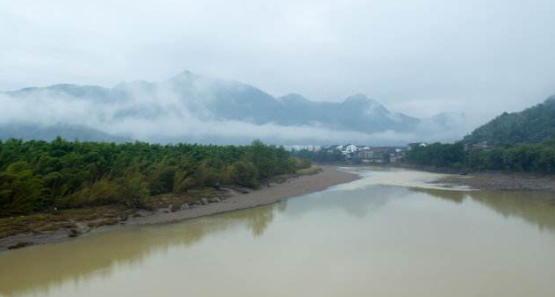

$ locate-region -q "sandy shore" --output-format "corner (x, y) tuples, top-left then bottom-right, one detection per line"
(127, 166), (359, 225)
(0, 166), (359, 251)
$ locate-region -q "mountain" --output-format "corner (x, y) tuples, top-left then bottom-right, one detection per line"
(110, 71), (421, 132)
(424, 112), (466, 128)
(1, 71), (471, 144)
(0, 123), (130, 142)
(463, 96), (555, 145)
(277, 93), (420, 133)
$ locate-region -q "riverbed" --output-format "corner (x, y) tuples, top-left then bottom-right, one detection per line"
(1, 167), (554, 297)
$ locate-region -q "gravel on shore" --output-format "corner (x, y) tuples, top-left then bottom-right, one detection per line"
(390, 163), (555, 192)
(0, 166), (359, 251)
(438, 171), (555, 192)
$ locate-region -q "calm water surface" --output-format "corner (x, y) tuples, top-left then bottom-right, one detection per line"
(1, 167), (555, 297)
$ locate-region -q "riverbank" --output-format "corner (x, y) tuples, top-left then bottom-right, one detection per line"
(0, 166), (359, 251)
(393, 163), (555, 192)
(437, 171), (555, 192)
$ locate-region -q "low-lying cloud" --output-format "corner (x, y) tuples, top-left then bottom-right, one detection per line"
(0, 85), (471, 145)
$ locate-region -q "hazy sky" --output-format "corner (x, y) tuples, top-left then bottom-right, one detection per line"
(1, 0), (554, 119)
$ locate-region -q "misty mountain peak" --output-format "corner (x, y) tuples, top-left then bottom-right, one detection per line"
(7, 83), (113, 100)
(342, 94), (388, 117)
(113, 80), (155, 91)
(1, 71), (471, 144)
(169, 70), (201, 82)
(343, 94), (380, 106)
(430, 111), (466, 119)
(278, 93), (311, 104)
(425, 112), (466, 127)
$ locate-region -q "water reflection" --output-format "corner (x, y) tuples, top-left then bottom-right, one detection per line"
(0, 202), (285, 297)
(2, 167), (555, 297)
(411, 187), (555, 233)
(0, 185), (409, 297)
(284, 185), (397, 219)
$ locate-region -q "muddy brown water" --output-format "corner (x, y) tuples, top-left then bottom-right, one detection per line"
(1, 167), (555, 297)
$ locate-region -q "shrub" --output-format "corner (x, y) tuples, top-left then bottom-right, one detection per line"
(227, 161), (258, 188)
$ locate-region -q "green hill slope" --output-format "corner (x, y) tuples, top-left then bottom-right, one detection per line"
(463, 96), (555, 145)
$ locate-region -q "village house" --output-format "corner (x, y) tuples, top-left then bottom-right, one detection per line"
(325, 144), (406, 163)
(325, 144), (358, 155)
(353, 147), (406, 163)
(389, 148), (406, 163)
(324, 144), (342, 152)
(341, 144), (358, 155)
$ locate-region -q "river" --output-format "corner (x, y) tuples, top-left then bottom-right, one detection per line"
(1, 167), (555, 297)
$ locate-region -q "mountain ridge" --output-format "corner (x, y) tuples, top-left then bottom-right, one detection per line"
(1, 71), (470, 144)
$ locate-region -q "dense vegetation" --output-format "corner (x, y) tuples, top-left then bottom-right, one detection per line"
(0, 138), (307, 217)
(406, 137), (555, 174)
(406, 96), (555, 174)
(464, 96), (555, 145)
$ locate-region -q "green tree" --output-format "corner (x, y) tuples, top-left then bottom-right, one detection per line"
(0, 161), (45, 215)
(227, 161), (258, 188)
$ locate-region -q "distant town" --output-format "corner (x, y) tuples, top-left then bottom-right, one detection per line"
(286, 143), (428, 164)
(287, 140), (495, 164)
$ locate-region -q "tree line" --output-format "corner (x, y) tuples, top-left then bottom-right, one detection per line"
(405, 137), (555, 174)
(0, 138), (308, 216)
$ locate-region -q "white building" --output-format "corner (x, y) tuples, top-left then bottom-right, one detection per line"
(341, 144), (358, 155)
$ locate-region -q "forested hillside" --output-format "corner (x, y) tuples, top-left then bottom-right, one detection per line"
(464, 96), (555, 145)
(0, 138), (305, 217)
(406, 96), (555, 174)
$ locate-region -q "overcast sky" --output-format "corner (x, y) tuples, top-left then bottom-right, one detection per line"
(1, 0), (554, 120)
